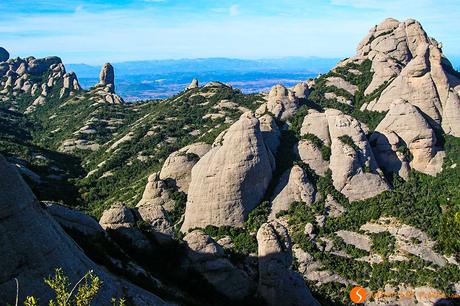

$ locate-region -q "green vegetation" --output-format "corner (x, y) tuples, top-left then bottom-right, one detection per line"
(23, 268), (125, 306)
(202, 225), (257, 257)
(370, 232), (396, 257)
(338, 135), (360, 152)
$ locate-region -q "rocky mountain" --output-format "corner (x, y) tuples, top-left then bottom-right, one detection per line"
(1, 18), (460, 306)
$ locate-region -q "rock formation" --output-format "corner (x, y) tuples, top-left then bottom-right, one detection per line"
(159, 142), (211, 193)
(60, 72), (82, 98)
(43, 201), (105, 240)
(186, 78), (199, 90)
(100, 202), (174, 249)
(370, 99), (445, 177)
(181, 112), (273, 232)
(92, 63), (124, 104)
(291, 82), (310, 99)
(0, 54), (82, 112)
(266, 84), (299, 121)
(298, 109), (389, 201)
(0, 154), (166, 305)
(97, 63), (115, 92)
(0, 47), (9, 62)
(295, 139), (330, 176)
(182, 230), (255, 300)
(137, 173), (176, 211)
(345, 18), (460, 137)
(269, 165), (316, 219)
(257, 221), (320, 306)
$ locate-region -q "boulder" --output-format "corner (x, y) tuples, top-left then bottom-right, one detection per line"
(269, 165), (316, 220)
(0, 47), (9, 62)
(186, 78), (199, 90)
(159, 142), (211, 193)
(137, 204), (174, 244)
(181, 112), (273, 231)
(0, 154), (166, 305)
(356, 18), (460, 137)
(295, 139), (329, 176)
(371, 99), (445, 177)
(327, 109), (389, 201)
(266, 84), (299, 121)
(257, 221), (320, 306)
(99, 203), (136, 229)
(27, 56), (62, 75)
(183, 230), (255, 300)
(300, 110), (330, 145)
(137, 172), (176, 211)
(43, 201), (105, 239)
(99, 204), (153, 253)
(299, 109), (389, 201)
(291, 82), (310, 99)
(325, 77), (358, 95)
(259, 114), (281, 156)
(97, 63), (115, 91)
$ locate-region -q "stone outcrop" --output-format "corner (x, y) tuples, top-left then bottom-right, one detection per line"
(257, 221), (320, 306)
(60, 72), (81, 98)
(327, 109), (389, 201)
(91, 62), (124, 104)
(100, 202), (174, 249)
(290, 82), (310, 99)
(295, 139), (330, 176)
(181, 112), (273, 232)
(186, 79), (199, 90)
(299, 109), (389, 201)
(182, 230), (255, 300)
(370, 99), (445, 177)
(159, 142), (211, 193)
(351, 18), (460, 137)
(325, 77), (358, 95)
(259, 114), (281, 166)
(269, 165), (316, 219)
(0, 47), (9, 62)
(0, 54), (82, 112)
(97, 63), (115, 92)
(266, 84), (299, 121)
(0, 154), (166, 305)
(137, 172), (176, 211)
(43, 201), (105, 239)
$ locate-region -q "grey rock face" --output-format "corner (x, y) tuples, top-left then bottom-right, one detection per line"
(0, 154), (166, 305)
(269, 165), (316, 220)
(159, 142), (211, 193)
(183, 230), (255, 300)
(298, 109), (389, 201)
(257, 221), (320, 306)
(43, 201), (105, 239)
(186, 78), (199, 90)
(354, 18), (460, 137)
(181, 112), (273, 232)
(290, 82), (310, 99)
(98, 63), (115, 92)
(371, 99), (445, 177)
(137, 172), (176, 211)
(0, 47), (9, 62)
(266, 84), (299, 121)
(27, 56), (62, 75)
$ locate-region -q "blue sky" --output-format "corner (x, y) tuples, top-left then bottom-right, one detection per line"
(0, 0), (459, 64)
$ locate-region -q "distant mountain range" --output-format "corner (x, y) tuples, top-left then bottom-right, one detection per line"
(67, 57), (341, 101)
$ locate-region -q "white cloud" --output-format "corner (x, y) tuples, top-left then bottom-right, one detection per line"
(229, 4), (240, 16)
